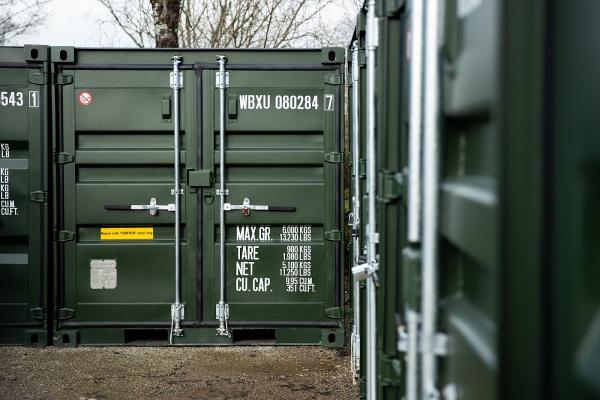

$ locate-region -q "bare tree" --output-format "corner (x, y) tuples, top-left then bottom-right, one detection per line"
(180, 0), (336, 48)
(0, 0), (51, 45)
(98, 0), (181, 47)
(97, 0), (155, 47)
(98, 0), (359, 48)
(150, 0), (181, 47)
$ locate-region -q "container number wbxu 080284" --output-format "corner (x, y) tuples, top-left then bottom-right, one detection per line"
(238, 94), (334, 111)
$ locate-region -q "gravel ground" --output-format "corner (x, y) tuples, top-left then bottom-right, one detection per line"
(0, 346), (358, 400)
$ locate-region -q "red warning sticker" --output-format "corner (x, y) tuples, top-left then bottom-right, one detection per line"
(78, 91), (93, 106)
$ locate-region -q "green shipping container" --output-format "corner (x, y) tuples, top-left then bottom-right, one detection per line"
(352, 0), (600, 398)
(0, 45), (51, 346)
(1, 45), (347, 346)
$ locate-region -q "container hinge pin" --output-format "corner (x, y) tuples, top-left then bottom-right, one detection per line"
(325, 307), (342, 319)
(380, 171), (405, 202)
(324, 229), (343, 242)
(54, 152), (74, 164)
(348, 208), (360, 236)
(29, 190), (47, 203)
(28, 72), (48, 85)
(397, 325), (409, 353)
(324, 152), (344, 163)
(398, 329), (448, 357)
(324, 73), (343, 85)
(29, 307), (46, 320)
(429, 332), (449, 357)
(56, 308), (74, 320)
(54, 74), (73, 85)
(55, 230), (75, 242)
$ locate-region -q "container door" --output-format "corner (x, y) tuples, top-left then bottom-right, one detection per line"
(0, 46), (50, 346)
(199, 54), (345, 345)
(52, 48), (344, 346)
(52, 49), (193, 345)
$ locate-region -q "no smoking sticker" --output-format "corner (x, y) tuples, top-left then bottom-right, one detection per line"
(78, 91), (93, 106)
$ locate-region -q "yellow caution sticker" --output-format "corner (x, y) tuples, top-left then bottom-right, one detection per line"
(100, 227), (154, 240)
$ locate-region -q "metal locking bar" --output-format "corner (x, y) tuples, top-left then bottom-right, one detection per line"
(422, 0), (443, 395)
(216, 55), (230, 337)
(398, 309), (421, 400)
(104, 197), (175, 216)
(223, 197), (296, 216)
(170, 55), (184, 342)
(350, 40), (362, 380)
(364, 0), (379, 398)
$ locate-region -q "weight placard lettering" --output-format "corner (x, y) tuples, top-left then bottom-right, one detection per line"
(280, 241), (315, 294)
(0, 145), (18, 217)
(236, 225), (271, 242)
(280, 225), (311, 242)
(0, 143), (9, 158)
(234, 238), (272, 293)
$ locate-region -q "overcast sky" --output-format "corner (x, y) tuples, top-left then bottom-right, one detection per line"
(15, 0), (128, 47)
(12, 0), (357, 47)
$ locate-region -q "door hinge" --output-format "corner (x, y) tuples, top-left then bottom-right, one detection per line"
(359, 159), (367, 178)
(381, 355), (403, 387)
(29, 190), (47, 203)
(325, 229), (342, 241)
(55, 230), (75, 242)
(54, 152), (74, 164)
(28, 72), (48, 85)
(385, 0), (406, 15)
(380, 170), (405, 202)
(56, 308), (75, 320)
(325, 307), (342, 319)
(359, 50), (367, 67)
(324, 152), (344, 164)
(55, 74), (73, 85)
(325, 73), (343, 85)
(29, 307), (46, 320)
(397, 329), (449, 357)
(401, 248), (422, 309)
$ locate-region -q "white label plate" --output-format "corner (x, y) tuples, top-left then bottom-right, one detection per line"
(90, 259), (117, 289)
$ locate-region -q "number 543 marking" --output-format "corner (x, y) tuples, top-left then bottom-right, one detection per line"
(0, 91), (23, 107)
(0, 91), (39, 108)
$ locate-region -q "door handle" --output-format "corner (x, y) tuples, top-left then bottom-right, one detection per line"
(224, 197), (296, 216)
(104, 197), (175, 216)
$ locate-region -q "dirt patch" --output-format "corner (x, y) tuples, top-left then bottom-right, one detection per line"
(0, 346), (358, 400)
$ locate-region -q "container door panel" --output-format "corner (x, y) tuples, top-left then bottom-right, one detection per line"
(0, 46), (50, 346)
(203, 67), (342, 330)
(56, 68), (185, 330)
